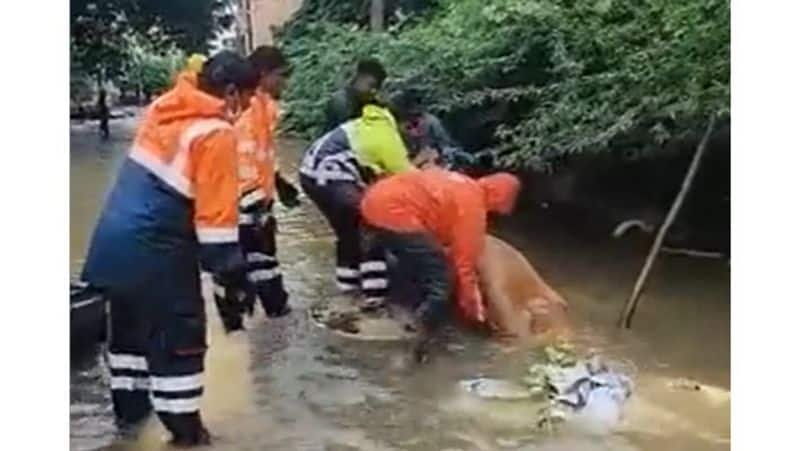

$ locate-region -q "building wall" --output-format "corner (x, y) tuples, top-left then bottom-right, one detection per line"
(249, 0), (304, 46)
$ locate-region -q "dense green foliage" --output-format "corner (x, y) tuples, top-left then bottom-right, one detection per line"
(117, 32), (187, 98)
(277, 0), (730, 169)
(71, 0), (227, 99)
(71, 27), (186, 104)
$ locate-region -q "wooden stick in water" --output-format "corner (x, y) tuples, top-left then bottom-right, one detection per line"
(618, 115), (716, 329)
(660, 246), (725, 259)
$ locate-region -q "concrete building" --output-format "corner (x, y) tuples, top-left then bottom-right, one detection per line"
(239, 0), (304, 51)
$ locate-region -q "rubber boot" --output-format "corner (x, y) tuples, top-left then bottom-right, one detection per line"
(163, 412), (211, 447)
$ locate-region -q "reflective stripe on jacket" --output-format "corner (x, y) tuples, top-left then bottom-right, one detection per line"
(81, 76), (241, 289)
(300, 105), (412, 186)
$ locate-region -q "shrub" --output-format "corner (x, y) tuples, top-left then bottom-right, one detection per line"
(277, 0), (729, 170)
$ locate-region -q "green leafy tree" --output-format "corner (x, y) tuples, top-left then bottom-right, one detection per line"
(117, 30), (186, 99)
(277, 0), (729, 170)
(71, 0), (230, 92)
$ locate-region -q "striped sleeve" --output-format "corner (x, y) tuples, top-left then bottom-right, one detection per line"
(189, 128), (240, 244)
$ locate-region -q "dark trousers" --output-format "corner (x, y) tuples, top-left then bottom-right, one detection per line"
(212, 199), (289, 330)
(300, 174), (388, 302)
(105, 281), (207, 441)
(374, 229), (452, 331)
(99, 116), (110, 140)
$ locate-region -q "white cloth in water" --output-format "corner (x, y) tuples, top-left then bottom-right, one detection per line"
(547, 356), (634, 434)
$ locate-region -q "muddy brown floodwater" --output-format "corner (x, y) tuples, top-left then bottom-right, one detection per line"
(70, 116), (730, 450)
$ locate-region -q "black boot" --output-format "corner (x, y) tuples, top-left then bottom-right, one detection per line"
(170, 426), (210, 447)
(214, 295), (245, 333)
(263, 289), (291, 318)
(164, 412), (211, 447)
(112, 391), (152, 431)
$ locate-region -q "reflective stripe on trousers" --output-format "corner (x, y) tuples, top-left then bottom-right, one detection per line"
(106, 290), (206, 434)
(300, 174), (387, 299)
(241, 204), (288, 315)
(212, 199), (288, 320)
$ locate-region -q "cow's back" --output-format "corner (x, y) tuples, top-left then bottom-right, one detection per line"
(478, 235), (570, 339)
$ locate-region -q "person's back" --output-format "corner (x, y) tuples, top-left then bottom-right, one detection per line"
(361, 168), (520, 360)
(236, 90), (280, 198)
(361, 168), (484, 242)
(362, 168), (520, 325)
(301, 104), (412, 187)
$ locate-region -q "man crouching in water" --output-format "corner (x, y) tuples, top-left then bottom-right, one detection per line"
(360, 168), (521, 361)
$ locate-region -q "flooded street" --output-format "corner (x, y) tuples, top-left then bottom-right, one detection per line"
(71, 117), (730, 450)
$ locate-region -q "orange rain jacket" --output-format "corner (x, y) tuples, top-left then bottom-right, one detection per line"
(360, 168), (521, 324)
(234, 90), (280, 200)
(129, 75), (240, 242)
(82, 75), (242, 290)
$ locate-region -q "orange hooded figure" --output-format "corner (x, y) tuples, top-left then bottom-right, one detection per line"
(360, 168), (521, 326)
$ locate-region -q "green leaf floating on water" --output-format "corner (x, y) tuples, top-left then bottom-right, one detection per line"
(521, 342), (580, 431)
(543, 342), (578, 367)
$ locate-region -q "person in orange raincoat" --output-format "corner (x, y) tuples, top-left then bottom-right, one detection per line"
(80, 51), (259, 446)
(360, 168), (520, 359)
(211, 46), (300, 331)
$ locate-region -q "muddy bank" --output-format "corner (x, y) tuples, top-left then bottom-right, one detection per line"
(510, 124), (730, 253)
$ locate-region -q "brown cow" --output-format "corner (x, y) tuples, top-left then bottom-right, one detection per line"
(476, 235), (571, 341)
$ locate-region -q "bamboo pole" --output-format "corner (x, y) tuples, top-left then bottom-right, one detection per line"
(618, 115), (716, 328)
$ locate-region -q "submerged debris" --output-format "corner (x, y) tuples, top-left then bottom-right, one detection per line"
(667, 377), (703, 391)
(459, 342), (634, 435)
(310, 302), (362, 334)
(527, 347), (634, 434)
(459, 378), (532, 401)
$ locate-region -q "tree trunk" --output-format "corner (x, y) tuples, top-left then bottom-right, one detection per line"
(617, 115), (717, 329)
(370, 0), (385, 32)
